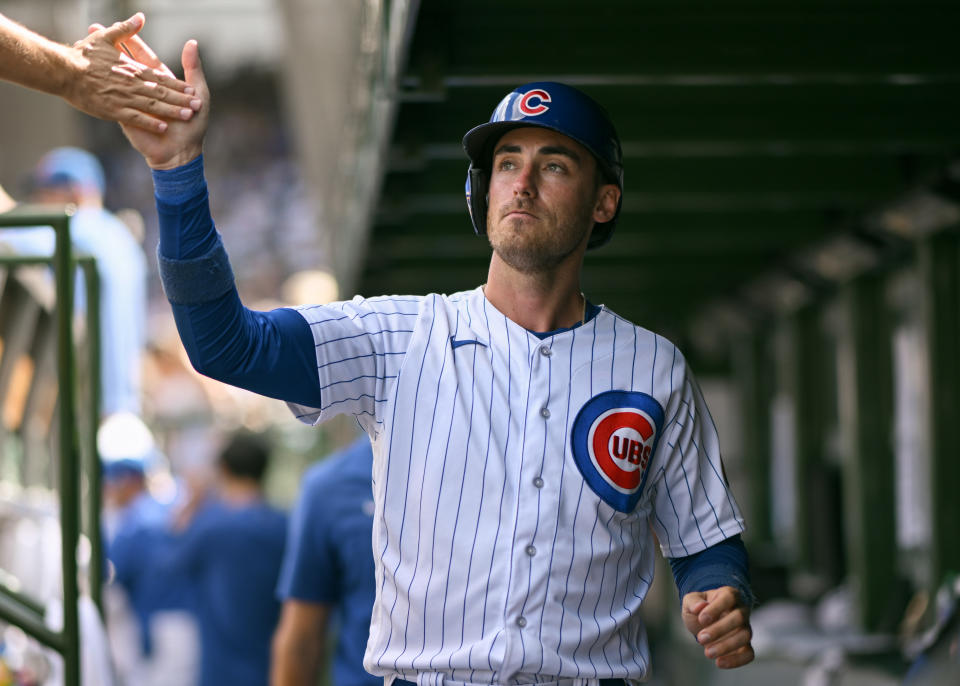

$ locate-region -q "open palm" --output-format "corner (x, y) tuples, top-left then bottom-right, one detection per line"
(116, 38), (210, 169)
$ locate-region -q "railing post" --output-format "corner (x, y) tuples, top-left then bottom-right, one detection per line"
(80, 258), (104, 618)
(52, 210), (80, 686)
(840, 272), (897, 631)
(0, 207), (84, 686)
(919, 230), (960, 590)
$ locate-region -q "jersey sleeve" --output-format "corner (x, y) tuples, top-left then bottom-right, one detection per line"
(276, 467), (339, 603)
(286, 295), (421, 427)
(154, 160), (326, 408)
(646, 355), (745, 558)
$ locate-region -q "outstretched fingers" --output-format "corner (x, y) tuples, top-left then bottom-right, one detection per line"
(81, 19), (200, 130)
(107, 78), (199, 123)
(93, 13), (170, 79)
(121, 32), (177, 80)
(180, 39), (206, 92)
(117, 37), (210, 169)
(97, 12), (145, 45)
(88, 19), (195, 95)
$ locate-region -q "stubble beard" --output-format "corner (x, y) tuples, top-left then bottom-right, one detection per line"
(488, 201), (595, 274)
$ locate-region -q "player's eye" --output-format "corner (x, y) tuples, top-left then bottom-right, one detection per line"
(545, 161), (566, 173)
(496, 158), (517, 171)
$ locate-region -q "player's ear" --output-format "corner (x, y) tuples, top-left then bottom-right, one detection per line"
(592, 184), (620, 225)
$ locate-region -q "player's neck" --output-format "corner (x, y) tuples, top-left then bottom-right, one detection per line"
(484, 256), (585, 332)
(217, 477), (263, 505)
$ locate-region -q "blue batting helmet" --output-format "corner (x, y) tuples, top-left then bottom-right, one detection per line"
(462, 82), (624, 249)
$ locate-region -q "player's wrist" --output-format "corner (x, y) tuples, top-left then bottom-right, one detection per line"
(152, 154), (205, 203)
(148, 145), (204, 171)
(50, 42), (83, 99)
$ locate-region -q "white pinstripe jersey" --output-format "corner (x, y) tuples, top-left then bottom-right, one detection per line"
(288, 286), (745, 684)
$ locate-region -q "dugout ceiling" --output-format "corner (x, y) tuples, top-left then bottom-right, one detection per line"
(358, 0), (960, 363)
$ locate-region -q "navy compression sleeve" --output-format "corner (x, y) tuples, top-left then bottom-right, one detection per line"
(152, 158), (321, 407)
(668, 535), (754, 606)
(154, 155), (217, 259)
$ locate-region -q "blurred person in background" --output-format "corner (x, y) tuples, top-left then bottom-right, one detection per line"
(0, 146), (148, 418)
(100, 411), (199, 686)
(271, 435), (379, 686)
(165, 429), (288, 686)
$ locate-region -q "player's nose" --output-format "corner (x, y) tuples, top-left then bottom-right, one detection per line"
(512, 165), (537, 198)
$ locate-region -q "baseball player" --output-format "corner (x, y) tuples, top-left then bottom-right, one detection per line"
(17, 147), (149, 418)
(271, 435), (380, 686)
(118, 40), (755, 683)
(163, 429), (288, 686)
(99, 412), (199, 686)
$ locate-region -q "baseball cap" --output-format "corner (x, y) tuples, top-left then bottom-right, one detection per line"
(33, 147), (106, 197)
(98, 412), (157, 481)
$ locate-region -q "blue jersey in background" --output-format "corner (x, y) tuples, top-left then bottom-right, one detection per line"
(277, 437), (379, 686)
(107, 492), (195, 656)
(166, 498), (287, 686)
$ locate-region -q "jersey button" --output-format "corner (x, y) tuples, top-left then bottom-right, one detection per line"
(539, 345), (552, 357)
(516, 616), (527, 628)
(539, 407), (550, 419)
(525, 545), (537, 556)
(533, 477), (544, 489)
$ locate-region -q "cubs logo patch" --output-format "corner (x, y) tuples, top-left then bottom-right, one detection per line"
(571, 390), (665, 513)
(518, 88), (551, 116)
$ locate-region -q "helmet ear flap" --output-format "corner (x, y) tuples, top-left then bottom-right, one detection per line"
(466, 166), (489, 236)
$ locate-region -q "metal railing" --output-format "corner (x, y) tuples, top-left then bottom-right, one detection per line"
(0, 205), (104, 686)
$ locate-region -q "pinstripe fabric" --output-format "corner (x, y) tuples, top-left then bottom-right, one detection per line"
(288, 287), (744, 684)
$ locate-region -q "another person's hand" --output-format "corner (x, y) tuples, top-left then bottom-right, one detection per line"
(64, 13), (200, 132)
(681, 586), (754, 669)
(117, 38), (210, 169)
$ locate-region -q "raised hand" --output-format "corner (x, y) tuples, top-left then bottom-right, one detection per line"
(65, 13), (200, 132)
(681, 586), (755, 669)
(118, 39), (210, 170)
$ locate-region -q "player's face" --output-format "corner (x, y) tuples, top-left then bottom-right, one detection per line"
(485, 127), (618, 273)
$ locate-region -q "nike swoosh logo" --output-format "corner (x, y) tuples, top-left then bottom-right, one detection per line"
(450, 336), (487, 349)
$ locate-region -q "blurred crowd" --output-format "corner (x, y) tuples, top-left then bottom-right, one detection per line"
(0, 144), (376, 686)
